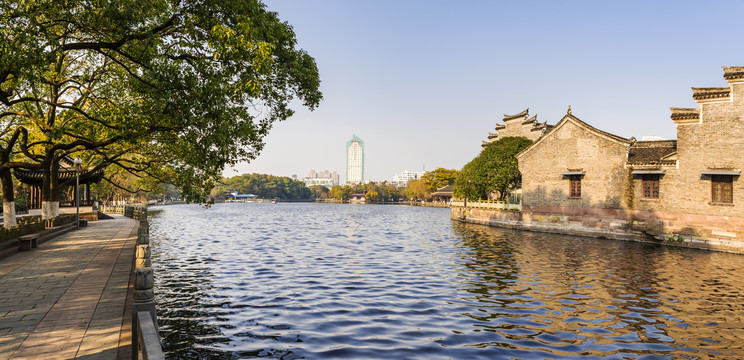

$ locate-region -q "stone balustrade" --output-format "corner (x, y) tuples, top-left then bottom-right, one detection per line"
(451, 199), (522, 211)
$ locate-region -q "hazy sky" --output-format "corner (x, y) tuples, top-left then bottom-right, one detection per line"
(225, 0), (744, 182)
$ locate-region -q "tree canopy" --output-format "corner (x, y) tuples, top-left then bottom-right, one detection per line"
(405, 179), (429, 201)
(0, 0), (322, 223)
(213, 173), (311, 200)
(453, 137), (532, 201)
(328, 182), (402, 202)
(421, 168), (458, 193)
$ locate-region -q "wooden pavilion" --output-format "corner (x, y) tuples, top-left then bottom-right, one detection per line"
(431, 185), (454, 202)
(13, 158), (105, 209)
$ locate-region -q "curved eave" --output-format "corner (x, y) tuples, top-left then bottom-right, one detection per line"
(503, 108), (529, 121)
(14, 168), (106, 187)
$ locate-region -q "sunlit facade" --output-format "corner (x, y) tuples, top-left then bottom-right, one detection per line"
(346, 135), (364, 184)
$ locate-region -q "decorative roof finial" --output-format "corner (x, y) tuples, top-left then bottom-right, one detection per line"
(567, 105), (572, 115)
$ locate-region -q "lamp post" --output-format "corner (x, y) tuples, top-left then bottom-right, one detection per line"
(464, 179), (472, 208)
(74, 157), (82, 230)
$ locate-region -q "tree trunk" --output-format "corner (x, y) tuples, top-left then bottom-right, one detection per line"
(0, 168), (16, 228)
(50, 159), (60, 218)
(41, 156), (61, 220)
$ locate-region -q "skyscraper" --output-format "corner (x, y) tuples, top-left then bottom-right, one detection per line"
(346, 135), (364, 184)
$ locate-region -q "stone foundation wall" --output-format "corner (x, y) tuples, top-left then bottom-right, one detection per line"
(452, 205), (744, 254)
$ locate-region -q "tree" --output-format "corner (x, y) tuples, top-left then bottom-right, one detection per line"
(421, 168), (458, 193)
(329, 185), (352, 200)
(365, 190), (379, 203)
(0, 0), (322, 223)
(308, 185), (329, 199)
(213, 173), (311, 200)
(454, 137), (532, 201)
(405, 179), (429, 201)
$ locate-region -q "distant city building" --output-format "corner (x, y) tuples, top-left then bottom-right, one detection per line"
(332, 171), (340, 185)
(301, 169), (340, 188)
(346, 135), (364, 184)
(303, 177), (335, 188)
(392, 170), (426, 187)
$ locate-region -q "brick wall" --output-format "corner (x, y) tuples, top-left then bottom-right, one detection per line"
(517, 115), (630, 209)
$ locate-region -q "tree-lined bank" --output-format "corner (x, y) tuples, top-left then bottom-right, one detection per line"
(0, 0), (321, 226)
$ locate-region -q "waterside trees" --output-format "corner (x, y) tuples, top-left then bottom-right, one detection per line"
(454, 137), (532, 201)
(213, 173), (311, 200)
(0, 0), (322, 225)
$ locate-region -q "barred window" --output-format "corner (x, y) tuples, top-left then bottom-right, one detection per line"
(712, 175), (733, 204)
(569, 175), (581, 198)
(642, 175), (660, 199)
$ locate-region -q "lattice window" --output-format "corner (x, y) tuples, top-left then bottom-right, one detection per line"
(642, 175), (660, 199)
(569, 175), (581, 198)
(712, 175), (733, 204)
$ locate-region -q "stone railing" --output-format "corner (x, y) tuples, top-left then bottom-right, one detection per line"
(101, 205), (147, 219)
(451, 199), (522, 211)
(127, 209), (164, 359)
(135, 310), (164, 360)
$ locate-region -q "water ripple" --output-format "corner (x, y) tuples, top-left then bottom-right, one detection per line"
(150, 203), (744, 359)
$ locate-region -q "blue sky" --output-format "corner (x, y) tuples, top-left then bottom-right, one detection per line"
(225, 0), (744, 182)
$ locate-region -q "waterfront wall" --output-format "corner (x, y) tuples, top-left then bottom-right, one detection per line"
(452, 205), (744, 254)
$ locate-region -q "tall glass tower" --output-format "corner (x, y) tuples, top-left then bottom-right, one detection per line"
(346, 135), (364, 184)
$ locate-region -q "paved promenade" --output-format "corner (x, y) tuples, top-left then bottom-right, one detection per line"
(0, 215), (139, 359)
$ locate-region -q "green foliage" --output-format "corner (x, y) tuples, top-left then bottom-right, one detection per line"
(308, 185), (329, 199)
(421, 168), (458, 193)
(213, 173), (311, 200)
(329, 185), (353, 200)
(371, 181), (402, 202)
(667, 234), (685, 243)
(327, 182), (401, 202)
(45, 214), (77, 228)
(405, 179), (429, 201)
(454, 137), (532, 201)
(365, 190), (379, 203)
(0, 0), (323, 206)
(0, 217), (44, 242)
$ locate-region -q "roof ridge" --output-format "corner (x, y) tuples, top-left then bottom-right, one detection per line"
(692, 87), (731, 101)
(503, 108), (529, 121)
(566, 114), (630, 144)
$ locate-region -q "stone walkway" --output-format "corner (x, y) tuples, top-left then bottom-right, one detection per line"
(0, 215), (139, 360)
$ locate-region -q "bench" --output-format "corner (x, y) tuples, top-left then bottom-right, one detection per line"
(18, 234), (39, 251)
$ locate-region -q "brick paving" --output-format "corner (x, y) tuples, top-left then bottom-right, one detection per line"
(0, 215), (139, 360)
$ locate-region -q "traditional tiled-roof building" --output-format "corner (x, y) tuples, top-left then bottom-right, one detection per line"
(460, 66), (744, 253)
(482, 109), (553, 148)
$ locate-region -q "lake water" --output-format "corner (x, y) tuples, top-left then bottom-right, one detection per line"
(149, 203), (744, 359)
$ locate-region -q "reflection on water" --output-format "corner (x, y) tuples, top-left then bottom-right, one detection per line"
(150, 203), (744, 359)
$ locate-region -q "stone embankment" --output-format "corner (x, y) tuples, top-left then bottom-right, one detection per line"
(452, 204), (744, 254)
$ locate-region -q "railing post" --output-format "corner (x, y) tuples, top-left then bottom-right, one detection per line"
(132, 214), (160, 359)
